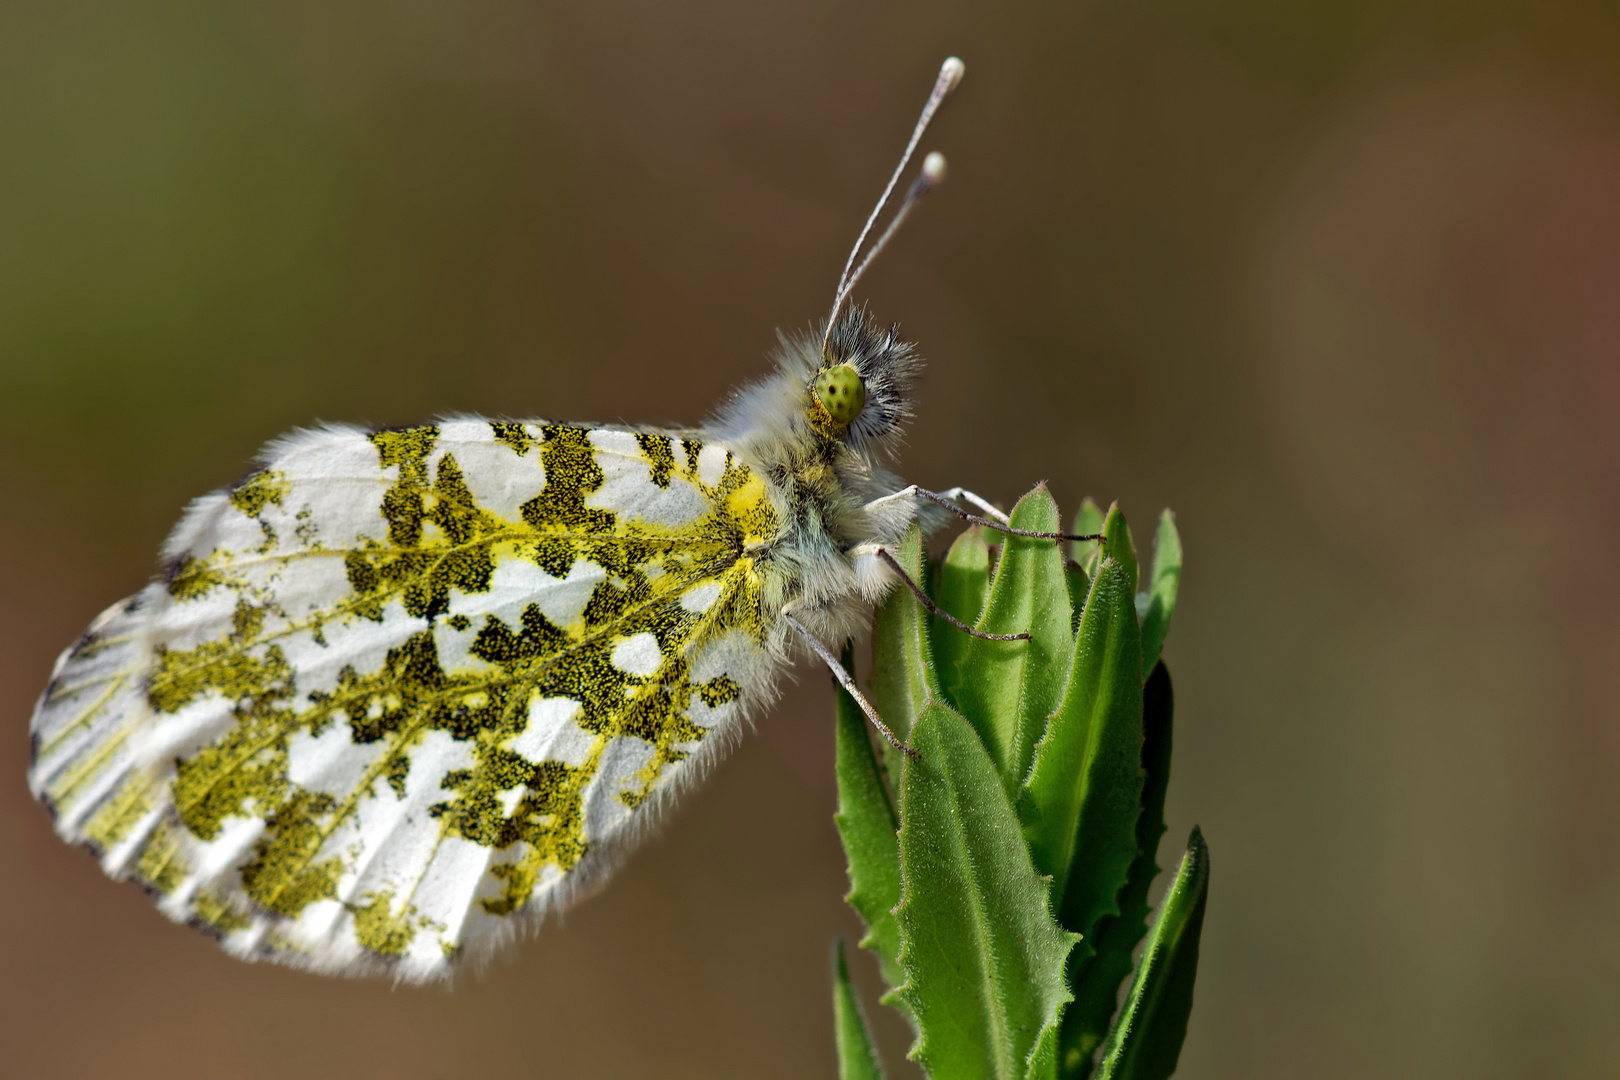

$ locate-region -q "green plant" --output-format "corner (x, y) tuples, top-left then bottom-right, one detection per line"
(831, 489), (1208, 1080)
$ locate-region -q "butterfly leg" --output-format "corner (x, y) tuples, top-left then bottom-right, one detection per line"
(863, 485), (1102, 541)
(931, 486), (1011, 524)
(860, 484), (995, 522)
(847, 542), (1030, 642)
(781, 609), (916, 757)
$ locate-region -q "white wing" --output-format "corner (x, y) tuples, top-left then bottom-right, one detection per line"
(29, 418), (784, 981)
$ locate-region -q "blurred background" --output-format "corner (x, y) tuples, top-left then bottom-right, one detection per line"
(3, 1), (1619, 1076)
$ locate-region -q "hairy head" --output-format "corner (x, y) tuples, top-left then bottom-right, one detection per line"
(711, 308), (921, 469)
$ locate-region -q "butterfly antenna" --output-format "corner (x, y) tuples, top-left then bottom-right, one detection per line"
(822, 56), (965, 355)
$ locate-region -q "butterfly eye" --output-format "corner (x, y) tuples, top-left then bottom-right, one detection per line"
(813, 363), (867, 426)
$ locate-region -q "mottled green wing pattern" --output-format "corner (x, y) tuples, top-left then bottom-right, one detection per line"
(28, 418), (781, 980)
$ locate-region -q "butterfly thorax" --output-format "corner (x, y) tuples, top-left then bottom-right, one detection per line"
(714, 311), (924, 641)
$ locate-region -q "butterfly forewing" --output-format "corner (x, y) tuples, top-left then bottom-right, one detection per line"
(29, 418), (780, 980)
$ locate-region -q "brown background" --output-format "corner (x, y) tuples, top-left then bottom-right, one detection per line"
(4, 1), (1620, 1077)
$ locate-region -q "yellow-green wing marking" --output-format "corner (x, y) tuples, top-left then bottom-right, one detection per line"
(28, 418), (781, 980)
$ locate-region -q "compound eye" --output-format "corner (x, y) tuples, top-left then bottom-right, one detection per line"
(813, 363), (867, 426)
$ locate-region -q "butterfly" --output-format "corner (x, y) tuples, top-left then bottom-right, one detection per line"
(27, 57), (1086, 982)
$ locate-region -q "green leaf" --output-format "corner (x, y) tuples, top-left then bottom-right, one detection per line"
(1020, 555), (1145, 943)
(1099, 503), (1138, 601)
(834, 939), (889, 1080)
(836, 489), (1203, 1080)
(871, 523), (942, 786)
(950, 488), (1075, 788)
(932, 525), (991, 711)
(1069, 498), (1106, 577)
(834, 642), (906, 994)
(1060, 662), (1175, 1078)
(895, 701), (1078, 1080)
(1137, 511), (1181, 679)
(1094, 827), (1210, 1080)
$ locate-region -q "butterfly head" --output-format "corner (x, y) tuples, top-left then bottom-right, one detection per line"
(805, 308), (918, 453)
(795, 58), (960, 457)
(712, 59), (958, 470)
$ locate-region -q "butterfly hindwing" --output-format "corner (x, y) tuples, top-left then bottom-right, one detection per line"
(29, 418), (782, 979)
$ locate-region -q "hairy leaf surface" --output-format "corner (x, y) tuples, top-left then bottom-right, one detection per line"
(1094, 827), (1209, 1080)
(950, 489), (1074, 789)
(895, 701), (1077, 1080)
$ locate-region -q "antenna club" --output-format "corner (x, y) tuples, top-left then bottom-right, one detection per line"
(822, 58), (965, 352)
